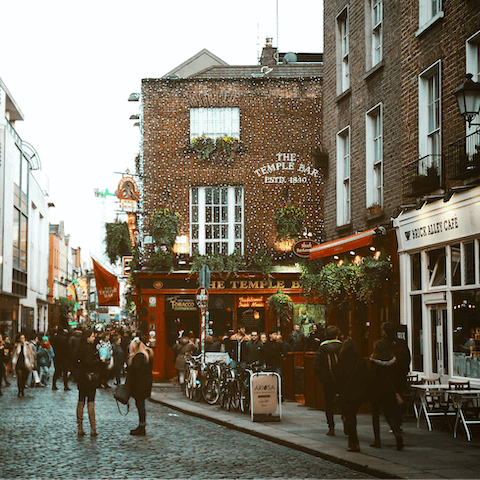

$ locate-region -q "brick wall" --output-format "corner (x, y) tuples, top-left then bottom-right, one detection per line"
(141, 76), (323, 261)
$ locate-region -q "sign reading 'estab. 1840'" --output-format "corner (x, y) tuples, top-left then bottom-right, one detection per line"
(255, 153), (320, 185)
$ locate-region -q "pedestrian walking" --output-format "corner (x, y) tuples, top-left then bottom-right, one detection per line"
(11, 333), (35, 397)
(112, 335), (125, 385)
(50, 327), (71, 391)
(334, 338), (369, 452)
(28, 334), (42, 387)
(96, 332), (113, 388)
(76, 329), (103, 437)
(3, 335), (12, 386)
(0, 334), (7, 395)
(313, 325), (342, 436)
(37, 340), (53, 386)
(369, 322), (411, 451)
(126, 336), (153, 436)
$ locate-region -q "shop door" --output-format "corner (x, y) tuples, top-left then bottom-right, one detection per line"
(430, 306), (449, 377)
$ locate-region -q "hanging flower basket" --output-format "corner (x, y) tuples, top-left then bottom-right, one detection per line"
(104, 222), (132, 265)
(151, 209), (180, 250)
(273, 206), (305, 240)
(190, 135), (241, 160)
(268, 290), (293, 327)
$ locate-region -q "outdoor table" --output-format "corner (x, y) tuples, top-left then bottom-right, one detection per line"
(411, 384), (453, 431)
(447, 389), (480, 442)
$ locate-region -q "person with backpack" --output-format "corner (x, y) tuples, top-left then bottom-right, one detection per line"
(313, 325), (342, 436)
(37, 339), (53, 386)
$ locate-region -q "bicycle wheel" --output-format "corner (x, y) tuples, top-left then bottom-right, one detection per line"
(202, 368), (220, 405)
(184, 365), (192, 399)
(239, 380), (250, 414)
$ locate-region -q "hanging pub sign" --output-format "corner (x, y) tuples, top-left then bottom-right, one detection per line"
(292, 239), (320, 258)
(118, 173), (139, 212)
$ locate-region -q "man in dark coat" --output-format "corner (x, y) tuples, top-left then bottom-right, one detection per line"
(313, 325), (342, 436)
(244, 331), (264, 365)
(287, 324), (306, 352)
(50, 327), (71, 391)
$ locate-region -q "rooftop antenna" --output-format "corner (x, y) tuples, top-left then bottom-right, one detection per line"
(276, 0), (279, 50)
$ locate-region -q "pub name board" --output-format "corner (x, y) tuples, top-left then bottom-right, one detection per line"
(141, 277), (301, 291)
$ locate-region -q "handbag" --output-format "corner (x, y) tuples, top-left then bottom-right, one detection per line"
(114, 384), (131, 415)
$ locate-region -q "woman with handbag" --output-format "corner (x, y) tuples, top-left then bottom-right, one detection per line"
(126, 337), (153, 436)
(334, 338), (369, 452)
(76, 329), (103, 437)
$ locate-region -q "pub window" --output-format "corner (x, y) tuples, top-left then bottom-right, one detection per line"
(190, 108), (240, 140)
(190, 186), (243, 256)
(428, 247), (446, 287)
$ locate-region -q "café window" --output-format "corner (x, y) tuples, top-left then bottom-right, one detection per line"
(190, 186), (243, 256)
(451, 243), (461, 287)
(190, 108), (240, 141)
(412, 294), (424, 371)
(410, 252), (422, 291)
(427, 247), (446, 287)
(452, 290), (480, 379)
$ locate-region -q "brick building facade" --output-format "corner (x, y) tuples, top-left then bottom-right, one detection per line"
(133, 51), (324, 379)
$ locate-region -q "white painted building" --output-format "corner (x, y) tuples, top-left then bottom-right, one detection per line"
(0, 77), (51, 338)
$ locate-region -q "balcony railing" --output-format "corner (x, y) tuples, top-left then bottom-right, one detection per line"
(445, 130), (480, 182)
(403, 154), (444, 198)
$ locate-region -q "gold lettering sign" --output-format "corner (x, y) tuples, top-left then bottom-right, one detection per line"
(238, 296), (265, 308)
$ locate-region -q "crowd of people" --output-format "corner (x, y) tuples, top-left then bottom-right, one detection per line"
(0, 323), (154, 437)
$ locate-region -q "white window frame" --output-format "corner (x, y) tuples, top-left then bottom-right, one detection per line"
(366, 103), (383, 208)
(190, 186), (244, 256)
(466, 31), (480, 136)
(190, 107), (240, 140)
(417, 0), (444, 36)
(418, 61), (442, 174)
(336, 127), (351, 226)
(365, 0), (383, 70)
(336, 8), (350, 94)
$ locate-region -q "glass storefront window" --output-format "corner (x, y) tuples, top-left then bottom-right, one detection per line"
(451, 244), (461, 286)
(464, 241), (476, 285)
(453, 289), (480, 379)
(412, 295), (423, 371)
(411, 252), (422, 291)
(428, 247), (446, 287)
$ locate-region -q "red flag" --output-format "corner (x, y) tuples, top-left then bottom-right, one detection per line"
(92, 258), (120, 306)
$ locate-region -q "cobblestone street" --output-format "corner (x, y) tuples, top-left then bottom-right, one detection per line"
(0, 380), (375, 479)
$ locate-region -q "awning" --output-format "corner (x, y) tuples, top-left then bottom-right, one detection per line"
(309, 228), (377, 260)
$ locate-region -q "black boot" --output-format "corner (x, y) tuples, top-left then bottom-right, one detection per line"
(130, 425), (146, 436)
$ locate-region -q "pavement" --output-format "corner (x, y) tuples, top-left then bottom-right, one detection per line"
(150, 383), (480, 480)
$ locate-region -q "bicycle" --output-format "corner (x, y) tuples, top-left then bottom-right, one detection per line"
(184, 354), (203, 402)
(238, 360), (265, 414)
(201, 361), (221, 405)
(218, 362), (239, 411)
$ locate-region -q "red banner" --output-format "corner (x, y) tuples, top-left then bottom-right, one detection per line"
(92, 258), (120, 306)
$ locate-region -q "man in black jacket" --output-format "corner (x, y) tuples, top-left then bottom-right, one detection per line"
(50, 327), (71, 391)
(244, 331), (264, 365)
(313, 325), (342, 436)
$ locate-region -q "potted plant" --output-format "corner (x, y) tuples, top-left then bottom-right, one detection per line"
(411, 165), (440, 195)
(151, 208), (181, 250)
(190, 136), (216, 160)
(104, 221), (132, 265)
(215, 136), (241, 156)
(268, 290), (293, 328)
(248, 247), (273, 278)
(274, 206), (305, 240)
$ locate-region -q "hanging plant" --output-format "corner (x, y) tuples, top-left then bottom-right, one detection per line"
(273, 205), (305, 240)
(190, 135), (241, 160)
(248, 247), (273, 278)
(144, 250), (175, 272)
(300, 253), (393, 306)
(268, 290), (293, 327)
(151, 208), (180, 250)
(190, 136), (216, 159)
(190, 252), (244, 277)
(104, 222), (131, 265)
(215, 136), (241, 156)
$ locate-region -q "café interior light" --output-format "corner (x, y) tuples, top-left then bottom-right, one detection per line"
(455, 74), (480, 127)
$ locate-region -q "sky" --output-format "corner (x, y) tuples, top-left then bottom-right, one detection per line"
(1, 0), (323, 270)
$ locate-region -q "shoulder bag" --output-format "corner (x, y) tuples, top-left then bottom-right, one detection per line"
(114, 383), (131, 415)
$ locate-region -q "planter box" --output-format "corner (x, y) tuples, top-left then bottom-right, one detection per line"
(411, 172), (440, 195)
(455, 152), (480, 180)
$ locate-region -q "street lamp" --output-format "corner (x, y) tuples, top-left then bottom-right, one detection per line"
(455, 74), (480, 127)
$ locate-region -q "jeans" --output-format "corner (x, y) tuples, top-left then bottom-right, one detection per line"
(323, 381), (336, 429)
(16, 365), (28, 393)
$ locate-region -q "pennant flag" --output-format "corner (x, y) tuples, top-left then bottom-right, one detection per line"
(67, 283), (77, 302)
(92, 257), (120, 306)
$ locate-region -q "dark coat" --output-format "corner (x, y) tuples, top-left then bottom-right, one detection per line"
(172, 338), (198, 370)
(262, 340), (287, 369)
(76, 342), (103, 391)
(368, 356), (400, 407)
(50, 332), (70, 360)
(313, 339), (342, 383)
(334, 347), (369, 407)
(306, 329), (324, 351)
(287, 331), (306, 352)
(127, 352), (153, 401)
(244, 340), (264, 364)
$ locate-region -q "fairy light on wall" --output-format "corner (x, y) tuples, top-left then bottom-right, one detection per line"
(135, 74), (324, 264)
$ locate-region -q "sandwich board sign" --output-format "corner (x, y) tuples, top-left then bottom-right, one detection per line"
(250, 372), (282, 421)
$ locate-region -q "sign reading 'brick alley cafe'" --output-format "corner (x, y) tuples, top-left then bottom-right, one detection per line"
(255, 153), (321, 185)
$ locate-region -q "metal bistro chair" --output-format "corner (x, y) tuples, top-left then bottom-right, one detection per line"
(423, 377), (455, 430)
(448, 379), (480, 439)
(404, 373), (423, 419)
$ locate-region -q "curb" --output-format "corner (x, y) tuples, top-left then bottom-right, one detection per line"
(149, 395), (402, 479)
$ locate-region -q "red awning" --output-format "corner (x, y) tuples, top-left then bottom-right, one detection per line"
(309, 228), (377, 260)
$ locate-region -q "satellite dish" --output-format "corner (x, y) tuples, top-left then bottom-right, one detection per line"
(282, 52), (297, 65)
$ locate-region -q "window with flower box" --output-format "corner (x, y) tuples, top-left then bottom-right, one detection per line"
(190, 108), (240, 141)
